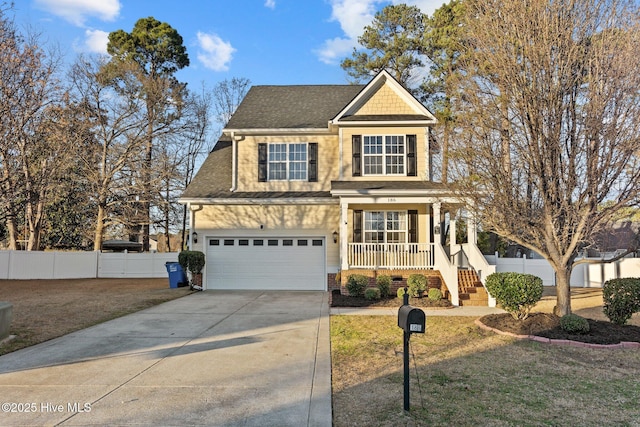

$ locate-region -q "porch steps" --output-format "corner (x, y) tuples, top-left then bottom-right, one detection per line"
(458, 270), (488, 306)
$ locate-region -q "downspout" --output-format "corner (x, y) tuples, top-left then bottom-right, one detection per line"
(338, 127), (344, 181)
(230, 132), (238, 192)
(189, 203), (203, 250)
(229, 132), (245, 192)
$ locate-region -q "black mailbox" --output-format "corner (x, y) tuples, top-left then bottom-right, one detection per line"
(398, 305), (425, 334)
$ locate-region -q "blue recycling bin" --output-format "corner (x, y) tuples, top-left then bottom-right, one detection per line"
(165, 262), (187, 288)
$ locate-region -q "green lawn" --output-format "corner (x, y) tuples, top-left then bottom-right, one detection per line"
(331, 315), (640, 427)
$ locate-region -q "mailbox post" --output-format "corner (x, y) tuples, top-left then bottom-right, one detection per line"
(397, 287), (425, 412)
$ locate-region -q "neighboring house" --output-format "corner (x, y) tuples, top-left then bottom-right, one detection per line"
(180, 71), (494, 305)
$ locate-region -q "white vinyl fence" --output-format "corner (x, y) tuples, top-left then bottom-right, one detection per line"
(0, 250), (178, 280)
(484, 254), (640, 287)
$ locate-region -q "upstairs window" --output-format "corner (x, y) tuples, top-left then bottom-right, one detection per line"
(353, 134), (416, 177)
(363, 135), (405, 175)
(268, 143), (307, 180)
(259, 142), (317, 182)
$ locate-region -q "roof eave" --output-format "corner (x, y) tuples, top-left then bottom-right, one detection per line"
(330, 188), (453, 197)
(223, 127), (333, 135)
(179, 197), (338, 205)
(331, 119), (437, 127)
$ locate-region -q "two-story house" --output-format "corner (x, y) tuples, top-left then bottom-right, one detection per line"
(180, 71), (494, 306)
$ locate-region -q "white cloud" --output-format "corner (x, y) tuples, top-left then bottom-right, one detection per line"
(315, 0), (380, 65)
(82, 29), (109, 54)
(316, 36), (355, 65)
(317, 0), (444, 65)
(34, 0), (120, 27)
(196, 32), (236, 72)
(391, 0), (444, 16)
(264, 0), (276, 9)
(328, 0), (380, 39)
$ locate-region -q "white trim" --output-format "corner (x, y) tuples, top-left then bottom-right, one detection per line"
(178, 197), (338, 205)
(224, 128), (334, 135)
(334, 119), (436, 127)
(335, 195), (462, 205)
(330, 70), (437, 124)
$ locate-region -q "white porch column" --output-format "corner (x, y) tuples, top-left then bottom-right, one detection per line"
(432, 202), (441, 239)
(449, 219), (457, 254)
(340, 201), (349, 271)
(425, 204), (431, 245)
(467, 214), (477, 245)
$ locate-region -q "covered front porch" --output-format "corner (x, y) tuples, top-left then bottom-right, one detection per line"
(331, 181), (495, 305)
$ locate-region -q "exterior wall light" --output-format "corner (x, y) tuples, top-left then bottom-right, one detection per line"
(192, 231), (198, 244)
(332, 230), (338, 244)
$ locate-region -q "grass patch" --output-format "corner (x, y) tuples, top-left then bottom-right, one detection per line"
(331, 315), (640, 426)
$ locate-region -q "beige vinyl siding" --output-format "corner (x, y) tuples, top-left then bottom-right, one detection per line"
(341, 127), (428, 181)
(236, 134), (338, 192)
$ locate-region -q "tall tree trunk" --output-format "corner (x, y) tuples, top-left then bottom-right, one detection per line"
(93, 203), (106, 251)
(142, 107), (154, 252)
(552, 266), (572, 316)
(5, 215), (18, 250)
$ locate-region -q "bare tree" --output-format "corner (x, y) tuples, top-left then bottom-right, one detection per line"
(69, 55), (148, 251)
(212, 77), (250, 127)
(0, 7), (66, 250)
(452, 0), (640, 315)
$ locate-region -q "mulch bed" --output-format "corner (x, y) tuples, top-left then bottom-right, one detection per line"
(331, 293), (453, 309)
(480, 312), (640, 345)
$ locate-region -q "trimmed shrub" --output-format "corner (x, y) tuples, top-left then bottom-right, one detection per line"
(178, 250), (205, 274)
(376, 275), (392, 298)
(427, 288), (443, 301)
(560, 314), (590, 334)
(364, 288), (381, 300)
(346, 274), (368, 297)
(407, 274), (427, 298)
(485, 272), (543, 320)
(603, 278), (640, 325)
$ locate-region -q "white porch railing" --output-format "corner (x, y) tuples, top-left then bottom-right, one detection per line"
(347, 243), (434, 269)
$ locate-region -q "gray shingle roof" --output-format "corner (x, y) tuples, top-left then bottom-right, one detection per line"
(225, 85), (365, 129)
(180, 138), (233, 200)
(181, 139), (333, 200)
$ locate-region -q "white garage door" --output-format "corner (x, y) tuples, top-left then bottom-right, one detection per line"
(205, 237), (326, 290)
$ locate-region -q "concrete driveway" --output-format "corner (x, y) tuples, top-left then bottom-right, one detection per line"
(0, 291), (331, 426)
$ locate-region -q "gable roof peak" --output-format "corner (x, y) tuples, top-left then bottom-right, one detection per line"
(331, 70), (437, 125)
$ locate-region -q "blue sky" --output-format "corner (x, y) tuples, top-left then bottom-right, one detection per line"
(13, 0), (445, 90)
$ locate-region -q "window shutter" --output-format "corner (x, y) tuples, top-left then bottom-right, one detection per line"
(407, 134), (417, 177)
(353, 210), (363, 243)
(352, 135), (361, 177)
(308, 143), (318, 182)
(258, 143), (267, 182)
(408, 210), (418, 243)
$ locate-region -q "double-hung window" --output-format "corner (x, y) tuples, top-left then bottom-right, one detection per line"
(363, 135), (405, 175)
(267, 143), (307, 181)
(353, 134), (416, 177)
(364, 211), (407, 243)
